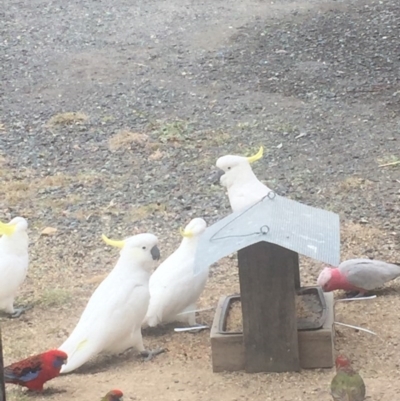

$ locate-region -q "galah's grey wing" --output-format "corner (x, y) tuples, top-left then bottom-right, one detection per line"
(340, 259), (400, 290)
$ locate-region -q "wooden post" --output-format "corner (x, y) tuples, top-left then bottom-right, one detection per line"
(238, 241), (300, 373)
(0, 325), (6, 401)
(293, 252), (300, 289)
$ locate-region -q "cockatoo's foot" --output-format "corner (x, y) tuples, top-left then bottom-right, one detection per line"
(8, 305), (33, 319)
(140, 348), (165, 361)
(345, 291), (368, 299)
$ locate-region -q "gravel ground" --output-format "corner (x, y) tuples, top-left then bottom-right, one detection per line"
(1, 0), (400, 399)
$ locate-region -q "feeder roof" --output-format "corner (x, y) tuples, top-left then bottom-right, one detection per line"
(194, 193), (340, 275)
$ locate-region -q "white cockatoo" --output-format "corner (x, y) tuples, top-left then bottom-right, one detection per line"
(143, 218), (208, 328)
(59, 233), (163, 374)
(0, 217), (29, 318)
(215, 146), (272, 212)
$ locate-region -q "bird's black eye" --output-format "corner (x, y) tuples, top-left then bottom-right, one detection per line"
(227, 167), (231, 170)
(142, 246), (146, 250)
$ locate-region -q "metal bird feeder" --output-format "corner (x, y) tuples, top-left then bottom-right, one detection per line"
(195, 193), (340, 373)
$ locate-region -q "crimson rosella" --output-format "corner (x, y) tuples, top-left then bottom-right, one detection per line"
(102, 389), (123, 401)
(4, 349), (68, 391)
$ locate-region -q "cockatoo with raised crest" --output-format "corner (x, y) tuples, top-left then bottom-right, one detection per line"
(0, 216), (29, 318)
(59, 233), (163, 374)
(214, 146), (272, 212)
(143, 218), (208, 327)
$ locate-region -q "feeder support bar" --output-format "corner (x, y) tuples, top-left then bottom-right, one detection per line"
(0, 326), (6, 401)
(238, 242), (301, 373)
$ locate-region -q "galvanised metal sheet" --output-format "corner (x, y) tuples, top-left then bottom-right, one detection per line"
(194, 193), (340, 275)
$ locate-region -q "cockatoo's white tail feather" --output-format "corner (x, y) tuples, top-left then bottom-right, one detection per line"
(60, 336), (102, 374)
(59, 233), (159, 374)
(144, 218), (208, 327)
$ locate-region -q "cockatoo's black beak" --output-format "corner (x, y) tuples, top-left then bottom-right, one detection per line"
(210, 168), (225, 185)
(151, 245), (161, 261)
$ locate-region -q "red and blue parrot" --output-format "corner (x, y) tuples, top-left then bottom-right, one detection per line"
(102, 389), (124, 400)
(4, 349), (68, 391)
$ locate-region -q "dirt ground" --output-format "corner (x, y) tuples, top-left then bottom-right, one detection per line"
(1, 0), (400, 399)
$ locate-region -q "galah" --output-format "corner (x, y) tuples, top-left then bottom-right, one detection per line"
(102, 389), (123, 401)
(4, 349), (67, 391)
(317, 258), (400, 297)
(0, 217), (29, 318)
(330, 355), (366, 401)
(214, 146), (272, 212)
(59, 233), (163, 374)
(143, 218), (208, 328)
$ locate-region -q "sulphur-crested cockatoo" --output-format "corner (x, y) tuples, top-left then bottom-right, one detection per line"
(215, 146), (272, 212)
(0, 217), (29, 318)
(143, 218), (208, 327)
(59, 233), (163, 374)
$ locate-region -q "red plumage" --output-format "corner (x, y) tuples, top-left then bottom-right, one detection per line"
(103, 389), (124, 401)
(4, 349), (68, 391)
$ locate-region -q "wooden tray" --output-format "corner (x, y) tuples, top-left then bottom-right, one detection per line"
(218, 286), (327, 334)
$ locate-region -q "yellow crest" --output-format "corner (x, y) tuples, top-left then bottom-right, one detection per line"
(101, 234), (125, 248)
(247, 146), (264, 163)
(0, 221), (17, 236)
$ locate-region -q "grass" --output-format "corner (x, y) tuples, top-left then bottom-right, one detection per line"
(6, 391), (31, 401)
(236, 120), (260, 130)
(336, 176), (373, 192)
(129, 203), (167, 222)
(0, 153), (6, 165)
(1, 171), (102, 205)
(37, 288), (73, 308)
(148, 119), (191, 143)
(148, 149), (165, 161)
(37, 194), (84, 211)
(378, 155), (400, 167)
(270, 121), (299, 134)
(108, 130), (149, 151)
(196, 129), (231, 146)
(209, 131), (231, 146)
(378, 154), (400, 167)
(118, 121), (233, 153)
(101, 115), (115, 123)
(47, 112), (88, 126)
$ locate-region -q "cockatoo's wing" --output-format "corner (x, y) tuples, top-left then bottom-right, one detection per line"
(0, 254), (28, 311)
(340, 259), (400, 290)
(228, 180), (271, 212)
(146, 252), (208, 326)
(60, 276), (148, 373)
(59, 312), (107, 374)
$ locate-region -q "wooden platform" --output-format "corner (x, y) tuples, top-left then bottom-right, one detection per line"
(210, 292), (335, 373)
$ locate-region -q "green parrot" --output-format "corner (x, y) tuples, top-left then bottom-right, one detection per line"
(331, 355), (366, 401)
(101, 390), (123, 401)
